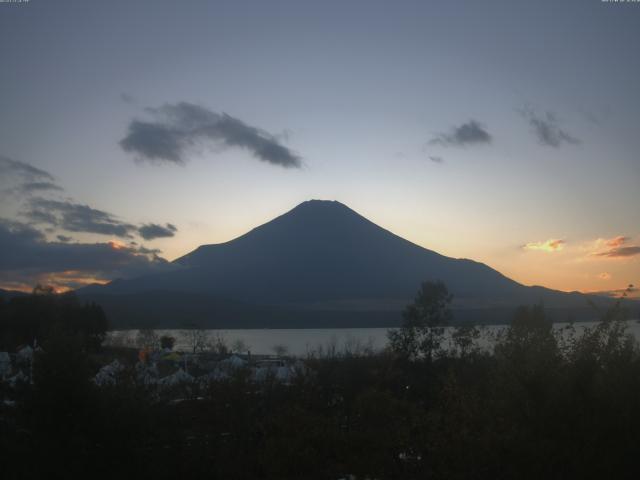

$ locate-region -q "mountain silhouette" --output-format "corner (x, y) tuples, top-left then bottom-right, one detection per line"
(80, 200), (599, 328)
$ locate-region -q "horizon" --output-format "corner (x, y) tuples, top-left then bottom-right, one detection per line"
(1, 197), (636, 300)
(1, 0), (638, 298)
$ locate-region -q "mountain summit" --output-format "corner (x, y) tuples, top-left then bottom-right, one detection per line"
(172, 199), (519, 303)
(81, 200), (594, 328)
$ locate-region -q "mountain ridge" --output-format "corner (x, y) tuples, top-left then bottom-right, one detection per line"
(78, 200), (606, 327)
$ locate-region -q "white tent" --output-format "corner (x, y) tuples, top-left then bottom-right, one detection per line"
(159, 368), (194, 387)
(219, 354), (247, 369)
(94, 360), (124, 386)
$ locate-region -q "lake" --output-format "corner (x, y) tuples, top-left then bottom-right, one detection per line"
(107, 319), (640, 356)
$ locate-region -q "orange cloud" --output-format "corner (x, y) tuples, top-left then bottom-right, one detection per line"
(598, 272), (612, 280)
(523, 239), (565, 252)
(588, 235), (640, 259)
(0, 271), (108, 293)
(593, 246), (640, 258)
(108, 240), (126, 250)
(605, 236), (629, 248)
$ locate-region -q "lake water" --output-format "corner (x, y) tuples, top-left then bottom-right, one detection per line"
(107, 319), (640, 357)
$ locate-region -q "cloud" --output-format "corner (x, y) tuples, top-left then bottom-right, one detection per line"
(0, 156), (62, 198)
(523, 238), (566, 252)
(20, 181), (64, 193)
(593, 246), (640, 258)
(519, 107), (580, 147)
(605, 236), (629, 248)
(120, 102), (301, 168)
(588, 236), (640, 259)
(26, 198), (137, 238)
(0, 219), (176, 290)
(428, 155), (444, 164)
(2, 156), (180, 248)
(0, 156), (54, 183)
(121, 120), (185, 163)
(429, 120), (492, 147)
(598, 272), (612, 280)
(138, 223), (177, 240)
(120, 93), (136, 105)
(24, 207), (59, 226)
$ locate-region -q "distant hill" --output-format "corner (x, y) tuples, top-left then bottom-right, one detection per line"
(79, 200), (608, 328)
(0, 288), (28, 300)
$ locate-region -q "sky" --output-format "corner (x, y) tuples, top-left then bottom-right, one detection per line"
(0, 0), (638, 296)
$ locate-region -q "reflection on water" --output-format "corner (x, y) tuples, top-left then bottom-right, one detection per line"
(106, 319), (640, 357)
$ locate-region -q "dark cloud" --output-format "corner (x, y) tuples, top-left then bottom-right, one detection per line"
(519, 107), (580, 147)
(2, 157), (180, 247)
(20, 181), (63, 193)
(138, 223), (177, 240)
(133, 245), (162, 256)
(0, 157), (61, 199)
(428, 155), (444, 164)
(120, 93), (136, 105)
(23, 195), (180, 242)
(593, 246), (640, 258)
(429, 120), (492, 147)
(120, 102), (301, 168)
(24, 208), (59, 226)
(121, 120), (185, 163)
(0, 219), (176, 290)
(27, 198), (136, 238)
(0, 156), (54, 182)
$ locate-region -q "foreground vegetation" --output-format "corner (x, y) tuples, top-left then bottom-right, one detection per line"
(1, 284), (639, 479)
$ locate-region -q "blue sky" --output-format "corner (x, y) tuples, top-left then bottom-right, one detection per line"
(0, 0), (638, 294)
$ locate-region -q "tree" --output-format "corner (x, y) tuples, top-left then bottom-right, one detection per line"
(231, 338), (248, 353)
(181, 325), (226, 354)
(451, 324), (481, 357)
(210, 332), (229, 355)
(494, 303), (558, 368)
(136, 328), (159, 349)
(160, 335), (176, 350)
(272, 344), (289, 357)
(0, 288), (108, 352)
(182, 328), (208, 353)
(388, 281), (452, 361)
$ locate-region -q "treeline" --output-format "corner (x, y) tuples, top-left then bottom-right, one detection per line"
(0, 285), (108, 352)
(1, 284), (639, 479)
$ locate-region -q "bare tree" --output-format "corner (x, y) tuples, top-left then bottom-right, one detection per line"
(211, 333), (229, 355)
(182, 328), (210, 354)
(231, 338), (248, 353)
(272, 344), (289, 357)
(136, 328), (159, 349)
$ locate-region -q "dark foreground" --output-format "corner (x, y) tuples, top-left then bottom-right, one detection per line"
(1, 289), (640, 479)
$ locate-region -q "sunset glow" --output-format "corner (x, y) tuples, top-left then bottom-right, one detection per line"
(108, 240), (126, 250)
(523, 239), (566, 253)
